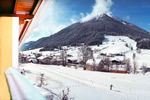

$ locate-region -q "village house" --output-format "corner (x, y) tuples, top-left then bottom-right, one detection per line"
(51, 58), (63, 65)
(110, 65), (127, 73)
(110, 56), (124, 64)
(109, 57), (127, 73)
(37, 56), (52, 64)
(26, 54), (38, 63)
(86, 59), (102, 71)
(86, 55), (127, 73)
(37, 55), (64, 65)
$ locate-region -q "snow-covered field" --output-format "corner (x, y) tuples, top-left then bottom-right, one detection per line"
(20, 63), (150, 100)
(20, 35), (150, 100)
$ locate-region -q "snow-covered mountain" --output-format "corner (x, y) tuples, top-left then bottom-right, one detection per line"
(20, 14), (150, 51)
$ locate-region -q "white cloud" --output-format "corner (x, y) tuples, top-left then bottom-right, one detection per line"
(71, 18), (78, 23)
(70, 14), (82, 24)
(25, 0), (69, 43)
(70, 18), (77, 23)
(80, 12), (85, 18)
(25, 23), (67, 43)
(70, 13), (85, 24)
(124, 16), (130, 21)
(81, 0), (113, 22)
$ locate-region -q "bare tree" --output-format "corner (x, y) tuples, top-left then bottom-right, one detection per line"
(92, 58), (96, 71)
(133, 60), (138, 74)
(103, 57), (112, 71)
(19, 52), (27, 64)
(125, 43), (129, 47)
(131, 46), (133, 50)
(124, 58), (131, 74)
(97, 57), (111, 72)
(132, 53), (136, 60)
(78, 45), (93, 69)
(61, 49), (67, 66)
(59, 88), (74, 100)
(136, 48), (141, 54)
(141, 64), (147, 75)
(36, 73), (47, 87)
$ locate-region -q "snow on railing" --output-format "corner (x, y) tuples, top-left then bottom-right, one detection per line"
(5, 67), (46, 100)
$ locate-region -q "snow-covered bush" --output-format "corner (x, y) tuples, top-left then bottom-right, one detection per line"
(124, 59), (131, 74)
(133, 60), (138, 74)
(96, 57), (111, 72)
(132, 53), (136, 60)
(78, 45), (93, 69)
(36, 73), (47, 87)
(60, 50), (67, 66)
(20, 69), (26, 75)
(141, 64), (148, 75)
(136, 48), (141, 54)
(45, 94), (54, 100)
(59, 88), (74, 100)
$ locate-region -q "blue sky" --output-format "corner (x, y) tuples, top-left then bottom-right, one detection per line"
(25, 0), (150, 42)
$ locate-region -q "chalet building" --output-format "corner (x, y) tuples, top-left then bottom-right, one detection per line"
(86, 59), (94, 71)
(110, 57), (127, 73)
(27, 55), (38, 63)
(100, 53), (107, 56)
(111, 60), (122, 65)
(37, 56), (52, 64)
(86, 57), (127, 73)
(67, 59), (79, 64)
(110, 56), (124, 65)
(86, 59), (102, 71)
(37, 55), (64, 65)
(51, 58), (63, 65)
(100, 53), (125, 58)
(110, 65), (127, 73)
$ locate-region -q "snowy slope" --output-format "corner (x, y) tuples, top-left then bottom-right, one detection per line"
(21, 64), (150, 100)
(101, 35), (136, 54)
(22, 48), (41, 55)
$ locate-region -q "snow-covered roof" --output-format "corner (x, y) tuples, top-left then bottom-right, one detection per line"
(111, 56), (124, 62)
(37, 56), (46, 60)
(27, 55), (36, 59)
(86, 59), (102, 66)
(68, 57), (77, 61)
(37, 56), (52, 60)
(86, 59), (94, 65)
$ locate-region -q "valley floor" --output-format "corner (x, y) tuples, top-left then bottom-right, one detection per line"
(21, 63), (150, 100)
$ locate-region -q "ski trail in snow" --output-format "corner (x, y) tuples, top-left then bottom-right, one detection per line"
(34, 65), (149, 100)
